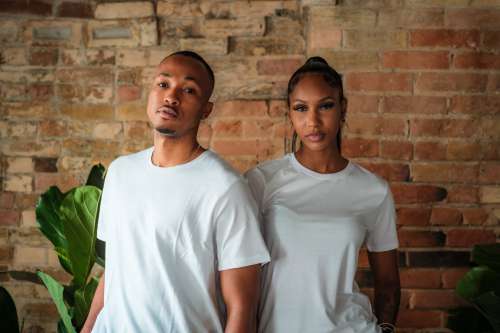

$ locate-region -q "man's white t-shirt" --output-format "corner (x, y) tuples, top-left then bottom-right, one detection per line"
(92, 147), (270, 333)
(245, 154), (399, 333)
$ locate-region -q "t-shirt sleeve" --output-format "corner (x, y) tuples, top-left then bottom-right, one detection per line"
(96, 161), (115, 242)
(365, 184), (399, 252)
(243, 167), (266, 213)
(214, 179), (270, 271)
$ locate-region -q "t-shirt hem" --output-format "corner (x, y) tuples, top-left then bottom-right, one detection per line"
(218, 254), (270, 271)
(367, 242), (399, 253)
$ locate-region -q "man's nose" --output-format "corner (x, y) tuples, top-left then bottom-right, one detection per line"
(163, 89), (180, 106)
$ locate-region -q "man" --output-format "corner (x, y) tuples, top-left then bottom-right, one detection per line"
(81, 51), (270, 333)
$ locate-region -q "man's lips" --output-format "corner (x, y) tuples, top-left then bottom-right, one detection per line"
(157, 105), (178, 119)
(305, 132), (325, 142)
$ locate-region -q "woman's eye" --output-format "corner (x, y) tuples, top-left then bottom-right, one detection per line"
(158, 82), (168, 88)
(293, 105), (307, 112)
(319, 102), (335, 110)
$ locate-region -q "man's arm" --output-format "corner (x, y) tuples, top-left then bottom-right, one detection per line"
(368, 249), (401, 327)
(220, 264), (261, 333)
(80, 273), (105, 333)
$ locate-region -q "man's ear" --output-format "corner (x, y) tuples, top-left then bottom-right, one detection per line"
(202, 102), (213, 119)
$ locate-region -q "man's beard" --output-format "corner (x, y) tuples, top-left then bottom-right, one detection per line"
(155, 127), (177, 137)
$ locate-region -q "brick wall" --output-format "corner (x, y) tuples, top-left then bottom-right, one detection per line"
(0, 0), (499, 332)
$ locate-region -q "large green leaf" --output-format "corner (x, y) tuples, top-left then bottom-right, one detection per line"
(457, 266), (500, 301)
(473, 244), (500, 273)
(37, 272), (76, 333)
(60, 186), (101, 288)
(73, 277), (99, 328)
(86, 164), (106, 190)
(474, 292), (500, 333)
(0, 286), (20, 333)
(36, 186), (72, 274)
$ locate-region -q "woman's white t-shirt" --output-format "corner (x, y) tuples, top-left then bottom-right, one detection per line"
(245, 154), (399, 333)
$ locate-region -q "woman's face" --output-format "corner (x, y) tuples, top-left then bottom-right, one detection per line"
(288, 74), (345, 153)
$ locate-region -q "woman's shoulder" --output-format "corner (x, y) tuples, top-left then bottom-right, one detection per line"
(245, 155), (292, 182)
(348, 162), (391, 195)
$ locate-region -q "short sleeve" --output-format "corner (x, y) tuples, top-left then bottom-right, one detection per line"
(214, 179), (270, 271)
(365, 185), (399, 252)
(244, 167), (266, 213)
(96, 162), (115, 242)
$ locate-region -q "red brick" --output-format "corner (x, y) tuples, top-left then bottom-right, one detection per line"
(346, 73), (412, 92)
(412, 163), (478, 183)
(0, 0), (52, 16)
(410, 29), (480, 49)
(0, 193), (15, 209)
(414, 141), (446, 160)
(257, 58), (303, 76)
(34, 173), (80, 193)
(446, 142), (481, 161)
(56, 1), (93, 18)
(483, 31), (500, 51)
(397, 310), (443, 328)
(30, 83), (53, 101)
(382, 96), (447, 114)
(454, 52), (500, 69)
(380, 140), (413, 160)
(430, 207), (463, 226)
(213, 100), (268, 118)
(488, 73), (500, 92)
(446, 229), (496, 247)
(345, 115), (381, 135)
(29, 48), (58, 66)
(0, 210), (20, 226)
(212, 139), (271, 156)
(342, 138), (379, 157)
(0, 246), (13, 263)
(359, 162), (410, 181)
(383, 51), (449, 69)
(462, 208), (489, 225)
(447, 8), (500, 29)
(268, 100), (287, 118)
(410, 119), (478, 138)
(483, 142), (500, 160)
(391, 184), (447, 204)
(416, 73), (488, 93)
(212, 120), (243, 138)
(380, 117), (407, 136)
(397, 207), (431, 226)
(479, 162), (500, 184)
(243, 119), (276, 138)
(442, 268), (468, 289)
(411, 290), (465, 309)
(40, 120), (67, 137)
(345, 95), (379, 113)
(447, 185), (479, 204)
(400, 268), (441, 288)
(450, 95), (500, 115)
(398, 230), (445, 248)
(117, 86), (142, 103)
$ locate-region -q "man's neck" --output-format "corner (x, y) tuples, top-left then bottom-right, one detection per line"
(152, 132), (203, 167)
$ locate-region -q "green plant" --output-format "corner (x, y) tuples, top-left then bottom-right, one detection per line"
(0, 285), (21, 333)
(35, 165), (106, 333)
(448, 243), (500, 333)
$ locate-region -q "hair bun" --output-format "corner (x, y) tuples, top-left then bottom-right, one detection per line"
(305, 56), (329, 66)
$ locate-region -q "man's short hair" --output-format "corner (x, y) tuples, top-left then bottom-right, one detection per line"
(162, 50), (215, 98)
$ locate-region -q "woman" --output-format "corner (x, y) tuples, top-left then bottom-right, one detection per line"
(246, 57), (400, 333)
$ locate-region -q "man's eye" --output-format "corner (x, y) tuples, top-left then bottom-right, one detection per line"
(183, 87), (195, 94)
(158, 82), (168, 88)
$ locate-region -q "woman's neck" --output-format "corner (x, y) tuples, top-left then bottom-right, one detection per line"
(294, 147), (348, 174)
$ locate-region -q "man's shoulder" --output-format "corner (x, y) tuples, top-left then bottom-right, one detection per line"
(201, 151), (242, 186)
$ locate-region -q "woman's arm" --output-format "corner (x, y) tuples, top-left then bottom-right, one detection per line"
(367, 249), (400, 327)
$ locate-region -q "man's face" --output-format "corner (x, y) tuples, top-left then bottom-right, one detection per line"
(146, 55), (213, 138)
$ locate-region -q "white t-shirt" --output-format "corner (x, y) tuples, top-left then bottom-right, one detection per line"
(245, 154), (398, 333)
(92, 147), (270, 333)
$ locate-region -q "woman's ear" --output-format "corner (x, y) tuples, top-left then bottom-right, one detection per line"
(341, 98), (347, 122)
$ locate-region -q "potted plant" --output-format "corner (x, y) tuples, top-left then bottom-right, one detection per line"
(447, 243), (500, 333)
(35, 165), (106, 333)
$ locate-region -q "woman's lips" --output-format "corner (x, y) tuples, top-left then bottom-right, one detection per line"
(305, 132), (325, 142)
